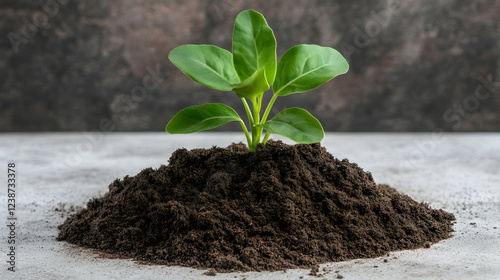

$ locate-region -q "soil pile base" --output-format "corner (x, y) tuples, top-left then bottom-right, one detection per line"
(57, 141), (455, 272)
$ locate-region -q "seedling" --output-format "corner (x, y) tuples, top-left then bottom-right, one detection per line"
(166, 10), (348, 151)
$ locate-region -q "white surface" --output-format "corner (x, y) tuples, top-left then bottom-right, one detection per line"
(0, 132), (499, 280)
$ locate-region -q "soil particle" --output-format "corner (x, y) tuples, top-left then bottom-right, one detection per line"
(54, 203), (83, 218)
(309, 264), (320, 276)
(57, 141), (455, 272)
(203, 268), (217, 276)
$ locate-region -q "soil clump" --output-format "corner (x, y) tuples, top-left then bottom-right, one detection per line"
(57, 140), (455, 272)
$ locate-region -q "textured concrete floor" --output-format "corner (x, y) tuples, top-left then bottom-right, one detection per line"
(0, 132), (499, 280)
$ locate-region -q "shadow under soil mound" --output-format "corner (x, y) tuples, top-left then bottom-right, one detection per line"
(57, 140), (455, 272)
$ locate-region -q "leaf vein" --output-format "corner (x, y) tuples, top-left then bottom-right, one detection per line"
(275, 64), (331, 95)
(190, 58), (232, 84)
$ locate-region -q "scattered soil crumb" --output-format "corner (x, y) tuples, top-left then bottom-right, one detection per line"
(57, 141), (455, 272)
(203, 268), (217, 276)
(309, 264), (320, 276)
(54, 203), (84, 218)
(337, 274), (344, 279)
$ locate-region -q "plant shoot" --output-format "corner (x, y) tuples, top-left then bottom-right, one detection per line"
(166, 10), (349, 151)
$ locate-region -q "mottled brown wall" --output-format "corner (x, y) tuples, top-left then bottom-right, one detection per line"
(1, 0), (499, 132)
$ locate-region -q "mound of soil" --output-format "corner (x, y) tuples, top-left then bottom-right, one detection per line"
(57, 141), (455, 272)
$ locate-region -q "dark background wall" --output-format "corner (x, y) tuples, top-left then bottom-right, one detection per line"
(1, 0), (499, 132)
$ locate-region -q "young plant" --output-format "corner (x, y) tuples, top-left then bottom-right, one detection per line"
(166, 10), (348, 151)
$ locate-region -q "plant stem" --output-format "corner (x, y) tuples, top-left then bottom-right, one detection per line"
(241, 98), (254, 124)
(240, 98), (256, 151)
(238, 120), (252, 148)
(251, 97), (261, 150)
(242, 92), (277, 151)
(261, 93), (278, 124)
(262, 130), (271, 144)
(253, 96), (260, 124)
(255, 94), (264, 143)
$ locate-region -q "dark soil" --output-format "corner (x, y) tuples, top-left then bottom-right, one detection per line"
(57, 140), (455, 272)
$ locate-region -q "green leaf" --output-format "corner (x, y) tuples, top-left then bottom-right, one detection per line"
(231, 68), (269, 99)
(168, 45), (240, 91)
(232, 10), (277, 87)
(273, 44), (349, 96)
(261, 107), (324, 143)
(166, 103), (242, 134)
